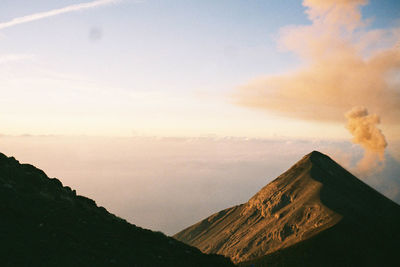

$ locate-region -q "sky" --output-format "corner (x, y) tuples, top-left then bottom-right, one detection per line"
(0, 0), (399, 234)
(0, 0), (398, 139)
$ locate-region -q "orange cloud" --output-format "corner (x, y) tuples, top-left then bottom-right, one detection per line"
(235, 0), (400, 124)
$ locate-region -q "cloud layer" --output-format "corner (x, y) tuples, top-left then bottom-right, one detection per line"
(1, 135), (399, 234)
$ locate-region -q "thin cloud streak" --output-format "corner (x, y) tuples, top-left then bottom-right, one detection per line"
(0, 0), (121, 30)
(0, 54), (34, 64)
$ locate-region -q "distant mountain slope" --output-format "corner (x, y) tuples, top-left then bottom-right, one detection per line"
(0, 152), (234, 267)
(174, 151), (400, 266)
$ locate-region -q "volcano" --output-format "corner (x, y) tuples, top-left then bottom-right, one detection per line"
(174, 151), (400, 266)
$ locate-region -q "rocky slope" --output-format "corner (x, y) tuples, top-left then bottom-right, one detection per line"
(174, 151), (400, 266)
(0, 152), (234, 267)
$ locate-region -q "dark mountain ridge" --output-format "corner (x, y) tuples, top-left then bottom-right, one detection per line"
(0, 152), (234, 266)
(174, 151), (400, 266)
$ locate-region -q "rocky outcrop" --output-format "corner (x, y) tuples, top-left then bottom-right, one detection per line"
(0, 152), (234, 267)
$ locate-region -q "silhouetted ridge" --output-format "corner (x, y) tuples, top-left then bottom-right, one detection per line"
(175, 151), (400, 266)
(0, 152), (234, 267)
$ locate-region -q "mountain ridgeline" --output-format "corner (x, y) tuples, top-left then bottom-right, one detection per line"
(174, 151), (400, 266)
(0, 153), (234, 266)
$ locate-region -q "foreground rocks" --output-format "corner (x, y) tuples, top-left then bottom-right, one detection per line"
(0, 153), (234, 267)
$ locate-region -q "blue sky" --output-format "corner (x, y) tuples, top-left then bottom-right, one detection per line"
(1, 0), (307, 88)
(0, 0), (399, 138)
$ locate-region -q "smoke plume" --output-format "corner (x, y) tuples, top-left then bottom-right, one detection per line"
(235, 0), (400, 124)
(345, 106), (387, 173)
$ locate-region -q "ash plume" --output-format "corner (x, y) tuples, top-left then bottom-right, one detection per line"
(345, 106), (387, 173)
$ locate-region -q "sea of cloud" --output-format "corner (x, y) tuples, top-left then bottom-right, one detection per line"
(0, 135), (398, 235)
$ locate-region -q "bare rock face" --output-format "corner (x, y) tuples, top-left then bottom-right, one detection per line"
(174, 151), (400, 266)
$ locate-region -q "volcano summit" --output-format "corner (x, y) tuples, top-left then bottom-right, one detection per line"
(174, 151), (400, 266)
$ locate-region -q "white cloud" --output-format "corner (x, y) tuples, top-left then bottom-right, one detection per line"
(0, 0), (121, 30)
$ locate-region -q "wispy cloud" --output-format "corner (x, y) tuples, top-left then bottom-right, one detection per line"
(0, 0), (121, 30)
(0, 54), (35, 64)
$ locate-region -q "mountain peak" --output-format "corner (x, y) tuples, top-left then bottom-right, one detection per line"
(306, 150), (328, 160)
(299, 150), (335, 166)
(248, 150), (341, 204)
(174, 151), (400, 265)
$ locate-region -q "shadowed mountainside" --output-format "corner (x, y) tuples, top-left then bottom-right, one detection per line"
(174, 151), (400, 266)
(0, 152), (234, 267)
